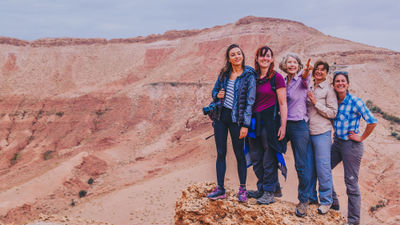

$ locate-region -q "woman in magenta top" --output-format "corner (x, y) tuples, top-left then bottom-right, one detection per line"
(247, 46), (287, 205)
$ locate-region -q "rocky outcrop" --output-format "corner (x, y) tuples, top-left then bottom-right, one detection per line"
(175, 183), (346, 225)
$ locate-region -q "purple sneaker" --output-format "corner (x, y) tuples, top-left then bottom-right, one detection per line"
(207, 187), (226, 200)
(238, 186), (248, 202)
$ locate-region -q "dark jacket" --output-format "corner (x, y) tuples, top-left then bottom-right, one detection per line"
(212, 65), (256, 128)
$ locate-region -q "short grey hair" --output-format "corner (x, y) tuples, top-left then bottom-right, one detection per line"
(279, 53), (304, 74)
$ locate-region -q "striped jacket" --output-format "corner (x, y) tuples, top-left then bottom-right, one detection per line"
(212, 65), (256, 127)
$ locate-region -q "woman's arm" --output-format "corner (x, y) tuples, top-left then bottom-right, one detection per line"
(349, 98), (378, 142)
(276, 87), (287, 141)
(301, 58), (312, 79)
(312, 86), (338, 119)
(242, 74), (256, 128)
(239, 74), (256, 139)
(300, 59), (312, 88)
(212, 78), (224, 101)
(348, 123), (377, 142)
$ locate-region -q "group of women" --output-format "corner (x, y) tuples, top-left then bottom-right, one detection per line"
(206, 43), (377, 225)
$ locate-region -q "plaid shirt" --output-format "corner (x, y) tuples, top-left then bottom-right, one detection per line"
(333, 93), (377, 140)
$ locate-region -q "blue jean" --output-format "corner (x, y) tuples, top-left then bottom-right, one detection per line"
(213, 107), (247, 189)
(310, 131), (333, 205)
(286, 120), (313, 203)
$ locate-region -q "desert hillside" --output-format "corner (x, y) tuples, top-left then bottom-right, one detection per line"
(0, 16), (399, 224)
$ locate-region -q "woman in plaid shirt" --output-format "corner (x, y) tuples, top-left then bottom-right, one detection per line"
(331, 71), (377, 225)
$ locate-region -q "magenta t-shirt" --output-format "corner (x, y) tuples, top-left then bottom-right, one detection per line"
(254, 72), (286, 113)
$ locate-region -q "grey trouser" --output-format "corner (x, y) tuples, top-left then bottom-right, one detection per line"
(331, 137), (363, 225)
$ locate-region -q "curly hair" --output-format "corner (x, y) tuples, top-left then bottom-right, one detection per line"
(279, 53), (303, 74)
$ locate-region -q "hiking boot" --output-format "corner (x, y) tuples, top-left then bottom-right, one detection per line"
(317, 204), (331, 214)
(257, 192), (275, 205)
(295, 202), (308, 217)
(274, 188), (283, 198)
(207, 187), (226, 200)
(247, 190), (263, 198)
(331, 200), (340, 211)
(238, 186), (247, 202)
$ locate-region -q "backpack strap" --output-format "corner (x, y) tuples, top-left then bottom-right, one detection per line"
(269, 72), (279, 120)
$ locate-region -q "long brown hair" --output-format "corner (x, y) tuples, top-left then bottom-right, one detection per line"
(218, 44), (245, 81)
(255, 46), (275, 79)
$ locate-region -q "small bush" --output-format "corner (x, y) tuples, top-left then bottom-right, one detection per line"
(56, 111), (64, 117)
(391, 132), (398, 137)
(367, 100), (400, 125)
(79, 190), (87, 198)
(95, 110), (105, 116)
(43, 150), (55, 160)
(88, 178), (94, 184)
(10, 153), (20, 165)
(370, 200), (387, 212)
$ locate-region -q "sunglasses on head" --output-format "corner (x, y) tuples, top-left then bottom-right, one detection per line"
(333, 71), (348, 76)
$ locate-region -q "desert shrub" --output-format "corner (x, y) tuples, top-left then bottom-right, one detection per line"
(56, 111), (64, 117)
(10, 153), (20, 165)
(95, 110), (105, 116)
(370, 200), (386, 212)
(79, 190), (87, 198)
(88, 178), (94, 184)
(367, 100), (400, 125)
(43, 150), (55, 160)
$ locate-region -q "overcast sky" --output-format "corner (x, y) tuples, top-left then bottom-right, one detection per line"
(1, 0), (399, 52)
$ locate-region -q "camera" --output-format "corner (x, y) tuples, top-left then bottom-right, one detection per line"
(203, 102), (217, 115)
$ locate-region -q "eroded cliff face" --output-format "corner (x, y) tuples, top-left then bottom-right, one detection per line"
(0, 16), (399, 224)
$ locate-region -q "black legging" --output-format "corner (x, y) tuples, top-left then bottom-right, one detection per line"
(213, 107), (247, 189)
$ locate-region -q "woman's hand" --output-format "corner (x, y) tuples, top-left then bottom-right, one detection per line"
(348, 123), (377, 142)
(277, 126), (286, 141)
(348, 131), (362, 142)
(307, 91), (317, 105)
(217, 88), (225, 99)
(239, 127), (248, 139)
(302, 58), (313, 79)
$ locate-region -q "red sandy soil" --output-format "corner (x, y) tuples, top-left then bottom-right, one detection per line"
(0, 16), (399, 224)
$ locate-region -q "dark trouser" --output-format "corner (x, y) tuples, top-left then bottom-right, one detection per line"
(213, 107), (246, 189)
(248, 127), (279, 192)
(331, 137), (363, 224)
(286, 120), (313, 203)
